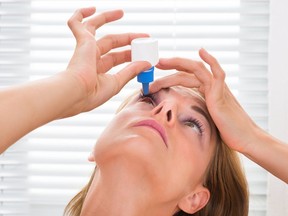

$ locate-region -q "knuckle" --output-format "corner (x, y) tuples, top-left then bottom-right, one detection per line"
(112, 74), (121, 94)
(178, 72), (188, 79)
(102, 34), (112, 40)
(152, 79), (161, 86)
(209, 56), (221, 69)
(112, 54), (118, 66)
(210, 55), (218, 64)
(67, 9), (81, 27)
(173, 57), (183, 65)
(67, 18), (73, 28)
(195, 61), (206, 69)
(219, 69), (226, 80)
(124, 50), (131, 61)
(103, 34), (118, 47)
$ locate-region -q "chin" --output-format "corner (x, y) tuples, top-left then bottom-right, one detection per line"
(94, 133), (162, 174)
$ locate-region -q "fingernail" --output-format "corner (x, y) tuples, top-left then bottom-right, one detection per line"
(157, 58), (168, 65)
(143, 61), (152, 70)
(201, 47), (209, 54)
(88, 152), (94, 162)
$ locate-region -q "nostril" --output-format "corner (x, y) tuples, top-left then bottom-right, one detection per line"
(167, 110), (172, 122)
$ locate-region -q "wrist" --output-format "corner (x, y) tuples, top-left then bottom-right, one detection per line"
(241, 123), (267, 156)
(54, 71), (87, 118)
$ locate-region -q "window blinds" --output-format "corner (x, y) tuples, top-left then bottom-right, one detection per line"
(0, 0), (269, 215)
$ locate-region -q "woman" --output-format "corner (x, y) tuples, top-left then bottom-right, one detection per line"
(0, 6), (285, 215)
(64, 86), (249, 216)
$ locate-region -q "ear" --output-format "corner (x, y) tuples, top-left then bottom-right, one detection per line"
(178, 186), (210, 214)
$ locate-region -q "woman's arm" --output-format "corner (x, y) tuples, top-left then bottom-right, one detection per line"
(150, 48), (288, 183)
(0, 7), (151, 153)
(0, 73), (82, 152)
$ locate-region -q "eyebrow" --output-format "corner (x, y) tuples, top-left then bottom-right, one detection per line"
(191, 105), (213, 133)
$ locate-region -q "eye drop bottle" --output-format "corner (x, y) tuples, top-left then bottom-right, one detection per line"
(131, 38), (159, 95)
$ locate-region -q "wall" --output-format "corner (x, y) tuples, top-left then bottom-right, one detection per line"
(267, 0), (288, 215)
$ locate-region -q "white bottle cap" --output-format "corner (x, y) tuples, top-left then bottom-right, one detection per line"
(131, 38), (159, 66)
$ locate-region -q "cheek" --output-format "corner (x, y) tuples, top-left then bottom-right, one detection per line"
(93, 111), (134, 158)
(170, 137), (210, 185)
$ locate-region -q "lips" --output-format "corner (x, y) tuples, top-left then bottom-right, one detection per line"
(134, 119), (168, 148)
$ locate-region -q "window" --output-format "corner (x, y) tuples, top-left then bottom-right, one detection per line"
(0, 0), (269, 215)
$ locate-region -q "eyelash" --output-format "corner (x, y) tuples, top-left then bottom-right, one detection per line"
(183, 117), (204, 135)
(138, 93), (204, 135)
(138, 93), (157, 105)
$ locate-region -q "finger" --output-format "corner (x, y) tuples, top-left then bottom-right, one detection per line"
(199, 48), (226, 81)
(156, 57), (212, 84)
(97, 33), (149, 55)
(98, 50), (131, 74)
(67, 7), (96, 39)
(149, 72), (201, 93)
(85, 9), (124, 32)
(112, 61), (152, 94)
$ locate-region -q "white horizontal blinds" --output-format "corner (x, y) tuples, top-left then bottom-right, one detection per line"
(0, 1), (30, 216)
(239, 0), (269, 128)
(239, 0), (269, 214)
(0, 0), (269, 215)
(0, 0), (31, 87)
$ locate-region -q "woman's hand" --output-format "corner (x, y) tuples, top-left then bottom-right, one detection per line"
(150, 49), (258, 153)
(0, 7), (151, 153)
(64, 7), (151, 114)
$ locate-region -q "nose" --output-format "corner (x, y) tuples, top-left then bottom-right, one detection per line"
(151, 101), (177, 125)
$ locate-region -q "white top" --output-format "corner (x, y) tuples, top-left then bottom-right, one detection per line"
(131, 38), (159, 66)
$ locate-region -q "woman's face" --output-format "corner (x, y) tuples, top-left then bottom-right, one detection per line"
(93, 86), (217, 206)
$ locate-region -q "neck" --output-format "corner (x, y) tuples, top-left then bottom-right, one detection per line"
(80, 162), (168, 216)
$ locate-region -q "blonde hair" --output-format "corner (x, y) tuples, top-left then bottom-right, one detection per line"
(64, 89), (249, 216)
(174, 134), (249, 216)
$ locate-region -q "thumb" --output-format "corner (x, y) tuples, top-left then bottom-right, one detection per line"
(113, 61), (152, 93)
